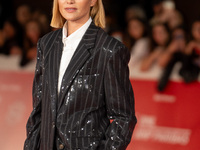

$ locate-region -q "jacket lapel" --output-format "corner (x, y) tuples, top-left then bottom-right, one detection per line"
(47, 29), (63, 111)
(57, 22), (99, 110)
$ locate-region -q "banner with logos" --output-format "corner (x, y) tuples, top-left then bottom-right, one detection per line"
(0, 71), (200, 150)
(127, 79), (200, 150)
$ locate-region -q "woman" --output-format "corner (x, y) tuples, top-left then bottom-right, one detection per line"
(179, 20), (200, 83)
(20, 19), (42, 66)
(24, 0), (137, 150)
(127, 17), (150, 68)
(141, 22), (170, 71)
(0, 18), (23, 55)
(157, 25), (187, 91)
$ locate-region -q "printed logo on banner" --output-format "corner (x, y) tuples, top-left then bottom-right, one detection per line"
(133, 114), (192, 146)
(5, 101), (26, 126)
(0, 84), (21, 92)
(153, 93), (176, 103)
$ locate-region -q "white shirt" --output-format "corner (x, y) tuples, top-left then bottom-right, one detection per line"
(58, 17), (92, 93)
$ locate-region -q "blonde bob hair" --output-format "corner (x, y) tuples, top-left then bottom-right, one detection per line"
(50, 0), (105, 28)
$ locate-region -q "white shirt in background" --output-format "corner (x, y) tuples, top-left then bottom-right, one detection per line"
(129, 38), (150, 67)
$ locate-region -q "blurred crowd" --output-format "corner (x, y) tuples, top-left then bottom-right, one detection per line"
(106, 0), (200, 91)
(0, 4), (51, 66)
(0, 0), (200, 91)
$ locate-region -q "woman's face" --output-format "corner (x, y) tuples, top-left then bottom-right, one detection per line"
(3, 22), (16, 38)
(26, 21), (41, 43)
(128, 19), (144, 40)
(16, 5), (31, 25)
(58, 0), (97, 24)
(152, 24), (169, 46)
(192, 21), (200, 42)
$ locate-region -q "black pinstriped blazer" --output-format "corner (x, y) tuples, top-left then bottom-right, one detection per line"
(24, 22), (137, 150)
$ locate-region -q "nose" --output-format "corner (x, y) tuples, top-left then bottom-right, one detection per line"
(67, 0), (75, 4)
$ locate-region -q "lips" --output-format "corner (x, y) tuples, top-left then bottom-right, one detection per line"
(65, 7), (77, 13)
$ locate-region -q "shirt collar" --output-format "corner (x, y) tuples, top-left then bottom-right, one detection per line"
(62, 17), (92, 49)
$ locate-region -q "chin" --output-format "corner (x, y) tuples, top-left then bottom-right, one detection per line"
(65, 16), (78, 22)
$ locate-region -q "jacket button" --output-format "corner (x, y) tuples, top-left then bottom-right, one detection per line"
(59, 144), (64, 149)
(52, 122), (55, 128)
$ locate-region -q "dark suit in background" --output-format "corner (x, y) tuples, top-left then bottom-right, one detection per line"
(24, 22), (137, 150)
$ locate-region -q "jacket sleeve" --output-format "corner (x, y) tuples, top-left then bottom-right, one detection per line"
(24, 39), (43, 150)
(99, 45), (137, 150)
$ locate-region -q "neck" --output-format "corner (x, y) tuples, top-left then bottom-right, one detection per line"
(67, 22), (82, 36)
(67, 17), (90, 36)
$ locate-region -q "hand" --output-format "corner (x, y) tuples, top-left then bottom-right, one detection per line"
(185, 41), (198, 54)
(167, 41), (180, 54)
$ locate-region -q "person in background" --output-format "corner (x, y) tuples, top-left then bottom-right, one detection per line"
(127, 17), (150, 68)
(150, 0), (164, 25)
(161, 0), (184, 30)
(158, 25), (187, 68)
(16, 5), (32, 28)
(0, 18), (22, 55)
(0, 4), (32, 55)
(125, 5), (147, 23)
(32, 9), (51, 35)
(179, 20), (200, 83)
(20, 19), (42, 66)
(157, 25), (187, 91)
(150, 0), (183, 30)
(108, 26), (124, 43)
(15, 4), (32, 55)
(141, 22), (170, 71)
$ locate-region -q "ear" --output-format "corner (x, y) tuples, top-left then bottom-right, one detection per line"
(90, 0), (97, 7)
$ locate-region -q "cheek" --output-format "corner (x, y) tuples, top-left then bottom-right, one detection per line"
(137, 27), (144, 36)
(58, 1), (64, 11)
(58, 0), (65, 4)
(159, 35), (168, 45)
(193, 32), (200, 40)
(58, 5), (66, 18)
(162, 34), (168, 43)
(153, 32), (159, 41)
(154, 33), (164, 44)
(131, 30), (141, 38)
(82, 4), (91, 13)
(80, 0), (92, 11)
